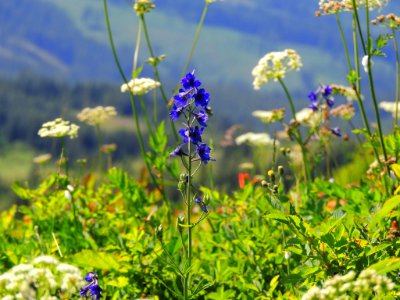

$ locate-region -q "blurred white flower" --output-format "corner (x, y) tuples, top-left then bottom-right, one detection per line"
(77, 106), (117, 126)
(38, 118), (79, 139)
(235, 132), (278, 147)
(252, 108), (285, 123)
(361, 55), (373, 73)
(33, 255), (59, 266)
(379, 101), (400, 117)
(252, 49), (302, 89)
(121, 77), (160, 95)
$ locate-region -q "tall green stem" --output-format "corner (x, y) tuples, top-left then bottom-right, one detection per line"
(336, 13), (352, 72)
(364, 2), (388, 163)
(181, 2), (210, 78)
(140, 15), (179, 141)
(184, 140), (193, 300)
(278, 78), (311, 181)
(103, 0), (163, 193)
(393, 29), (399, 128)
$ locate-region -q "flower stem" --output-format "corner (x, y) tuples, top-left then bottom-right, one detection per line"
(181, 2), (210, 78)
(103, 0), (164, 195)
(184, 140), (192, 300)
(335, 13), (352, 72)
(393, 28), (399, 128)
(140, 15), (179, 141)
(278, 78), (311, 181)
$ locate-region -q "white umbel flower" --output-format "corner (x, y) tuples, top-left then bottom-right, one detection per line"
(252, 49), (302, 90)
(121, 77), (160, 95)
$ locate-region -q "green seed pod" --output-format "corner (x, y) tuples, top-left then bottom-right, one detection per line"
(278, 165), (284, 176)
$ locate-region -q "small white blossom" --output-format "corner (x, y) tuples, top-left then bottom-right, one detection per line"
(252, 108), (285, 123)
(38, 118), (79, 139)
(379, 101), (400, 118)
(361, 55), (373, 73)
(77, 106), (117, 126)
(121, 77), (160, 95)
(33, 255), (59, 266)
(252, 49), (302, 89)
(235, 132), (278, 147)
(64, 190), (72, 201)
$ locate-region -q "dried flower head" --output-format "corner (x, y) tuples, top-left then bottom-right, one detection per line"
(330, 84), (358, 101)
(38, 118), (79, 139)
(317, 0), (388, 16)
(252, 108), (285, 123)
(252, 49), (302, 89)
(371, 13), (400, 29)
(121, 77), (160, 95)
(330, 102), (356, 120)
(77, 106), (117, 126)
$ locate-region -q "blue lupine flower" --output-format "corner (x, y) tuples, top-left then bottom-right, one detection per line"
(309, 101), (319, 112)
(179, 126), (203, 145)
(330, 127), (341, 137)
(323, 85), (332, 97)
(326, 97), (334, 108)
(181, 72), (201, 90)
(174, 88), (190, 107)
(197, 143), (215, 164)
(80, 272), (102, 299)
(194, 198), (208, 213)
(308, 91), (318, 102)
(170, 144), (188, 157)
(195, 110), (208, 127)
(194, 88), (210, 108)
(170, 104), (184, 121)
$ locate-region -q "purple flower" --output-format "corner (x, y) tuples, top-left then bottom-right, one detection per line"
(197, 142), (215, 164)
(181, 72), (201, 91)
(194, 197), (208, 213)
(80, 272), (102, 299)
(170, 104), (184, 121)
(194, 88), (210, 108)
(195, 110), (208, 127)
(308, 91), (318, 102)
(179, 126), (203, 145)
(326, 97), (334, 108)
(174, 88), (190, 107)
(330, 127), (341, 137)
(323, 85), (332, 97)
(170, 144), (188, 157)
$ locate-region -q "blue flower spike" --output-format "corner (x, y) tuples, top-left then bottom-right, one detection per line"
(80, 272), (103, 299)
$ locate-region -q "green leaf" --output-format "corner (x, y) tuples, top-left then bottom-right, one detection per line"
(366, 242), (391, 257)
(268, 275), (279, 295)
(72, 250), (121, 271)
(370, 195), (400, 229)
(131, 66), (143, 78)
(107, 276), (129, 288)
(367, 257), (400, 274)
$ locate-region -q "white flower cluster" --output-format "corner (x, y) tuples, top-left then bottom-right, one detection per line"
(252, 49), (302, 90)
(235, 132), (278, 147)
(379, 101), (400, 118)
(294, 108), (321, 127)
(77, 106), (117, 126)
(120, 77), (160, 95)
(302, 269), (395, 300)
(252, 108), (285, 124)
(38, 118), (79, 139)
(0, 255), (82, 299)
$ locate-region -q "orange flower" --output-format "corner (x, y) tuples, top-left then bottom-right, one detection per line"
(238, 173), (250, 188)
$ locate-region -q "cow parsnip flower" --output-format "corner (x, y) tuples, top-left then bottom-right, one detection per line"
(121, 77), (160, 95)
(77, 106), (117, 126)
(252, 108), (285, 123)
(252, 49), (302, 90)
(38, 118), (79, 139)
(379, 101), (400, 117)
(235, 132), (278, 147)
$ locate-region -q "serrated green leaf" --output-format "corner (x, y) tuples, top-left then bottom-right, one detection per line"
(72, 250), (121, 271)
(367, 257), (400, 274)
(370, 195), (400, 229)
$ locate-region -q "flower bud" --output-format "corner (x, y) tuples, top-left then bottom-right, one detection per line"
(155, 224), (163, 241)
(278, 165), (284, 176)
(268, 170), (275, 183)
(261, 180), (268, 187)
